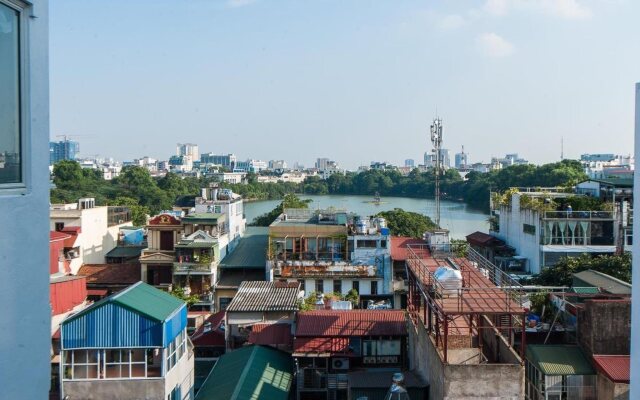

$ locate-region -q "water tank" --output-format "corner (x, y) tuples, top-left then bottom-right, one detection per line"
(356, 217), (369, 234)
(433, 266), (462, 297)
(377, 217), (387, 229)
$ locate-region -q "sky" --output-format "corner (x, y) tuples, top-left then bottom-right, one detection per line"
(50, 0), (640, 170)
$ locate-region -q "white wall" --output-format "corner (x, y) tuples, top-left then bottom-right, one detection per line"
(630, 82), (640, 399)
(0, 1), (50, 398)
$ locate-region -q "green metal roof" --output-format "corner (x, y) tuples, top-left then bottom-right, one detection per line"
(196, 345), (293, 400)
(580, 178), (633, 188)
(105, 245), (145, 258)
(65, 281), (185, 324)
(571, 287), (600, 294)
(183, 213), (225, 223)
(526, 345), (595, 376)
(220, 227), (269, 269)
(572, 270), (632, 295)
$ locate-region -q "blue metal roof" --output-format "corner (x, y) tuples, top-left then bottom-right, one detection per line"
(61, 282), (187, 349)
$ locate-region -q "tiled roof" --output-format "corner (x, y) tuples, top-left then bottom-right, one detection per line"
(219, 227), (269, 269)
(592, 355), (630, 383)
(78, 264), (141, 285)
(293, 337), (349, 355)
(296, 310), (407, 337)
(248, 323), (292, 346)
(195, 345), (293, 400)
(526, 345), (595, 376)
(191, 311), (226, 347)
(226, 281), (301, 312)
(465, 231), (504, 247)
(64, 281), (185, 324)
(390, 237), (426, 261)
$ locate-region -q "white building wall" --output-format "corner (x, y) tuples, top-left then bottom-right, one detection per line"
(164, 342), (195, 400)
(0, 1), (50, 398)
(630, 82), (640, 399)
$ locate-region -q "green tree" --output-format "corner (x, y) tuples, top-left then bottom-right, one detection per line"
(52, 160), (84, 190)
(375, 208), (438, 238)
(169, 286), (200, 308)
(111, 196), (150, 226)
(252, 193), (313, 226)
(531, 253), (631, 286)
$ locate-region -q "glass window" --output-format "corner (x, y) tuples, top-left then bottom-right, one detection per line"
(315, 280), (324, 293)
(0, 2), (21, 184)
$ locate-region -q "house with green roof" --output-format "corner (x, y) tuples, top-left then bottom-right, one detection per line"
(195, 345), (293, 400)
(525, 345), (596, 400)
(60, 282), (195, 400)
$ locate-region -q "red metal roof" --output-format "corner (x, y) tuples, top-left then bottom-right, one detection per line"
(293, 337), (350, 355)
(296, 310), (407, 337)
(390, 237), (427, 261)
(248, 323), (292, 346)
(50, 231), (71, 242)
(87, 289), (108, 297)
(191, 311), (226, 347)
(466, 231), (504, 247)
(592, 355), (630, 383)
(60, 227), (81, 247)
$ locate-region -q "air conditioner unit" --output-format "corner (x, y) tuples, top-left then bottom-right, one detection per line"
(363, 356), (375, 364)
(67, 250), (79, 259)
(331, 358), (349, 370)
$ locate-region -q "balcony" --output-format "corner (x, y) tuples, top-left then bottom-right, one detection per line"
(543, 210), (613, 220)
(277, 261), (378, 278)
(172, 261), (215, 274)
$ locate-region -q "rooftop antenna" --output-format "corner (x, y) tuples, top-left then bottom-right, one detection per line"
(430, 117), (443, 228)
(560, 137), (564, 160)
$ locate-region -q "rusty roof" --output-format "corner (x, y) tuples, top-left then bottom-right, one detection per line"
(293, 337), (349, 355)
(390, 237), (426, 261)
(592, 355), (630, 383)
(466, 231), (504, 247)
(296, 310), (407, 337)
(78, 264), (140, 285)
(248, 323), (292, 346)
(191, 311), (226, 347)
(226, 281), (301, 312)
(50, 231), (71, 242)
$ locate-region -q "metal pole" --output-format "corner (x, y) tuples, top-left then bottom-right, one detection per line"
(430, 118), (443, 227)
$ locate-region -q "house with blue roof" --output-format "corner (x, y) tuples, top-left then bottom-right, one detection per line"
(59, 281), (194, 400)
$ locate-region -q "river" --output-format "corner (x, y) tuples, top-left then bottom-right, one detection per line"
(244, 194), (488, 239)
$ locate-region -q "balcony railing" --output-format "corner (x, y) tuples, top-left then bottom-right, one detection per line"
(543, 210), (614, 220)
(172, 261), (214, 273)
(277, 262), (379, 278)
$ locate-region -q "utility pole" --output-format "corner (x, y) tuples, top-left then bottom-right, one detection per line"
(430, 117), (443, 228)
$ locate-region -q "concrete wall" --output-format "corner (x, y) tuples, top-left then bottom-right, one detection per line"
(408, 315), (524, 399)
(0, 1), (50, 398)
(63, 378), (165, 400)
(578, 300), (631, 357)
(597, 373), (629, 400)
(165, 349), (195, 400)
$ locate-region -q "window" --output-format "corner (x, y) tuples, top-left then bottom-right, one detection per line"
(357, 240), (377, 248)
(0, 1), (22, 186)
(371, 280), (378, 295)
(352, 280), (359, 293)
(168, 385), (181, 400)
(55, 222), (65, 231)
(219, 297), (232, 310)
(166, 329), (187, 372)
(523, 223), (536, 235)
(315, 279), (324, 293)
(333, 280), (342, 294)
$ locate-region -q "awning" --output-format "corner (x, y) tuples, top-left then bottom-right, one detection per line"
(87, 289), (108, 296)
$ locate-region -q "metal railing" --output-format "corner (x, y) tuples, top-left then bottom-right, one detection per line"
(172, 262), (215, 273)
(543, 210), (614, 220)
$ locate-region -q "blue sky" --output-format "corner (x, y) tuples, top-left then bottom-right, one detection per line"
(50, 0), (640, 169)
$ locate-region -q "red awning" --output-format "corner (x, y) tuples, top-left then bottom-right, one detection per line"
(293, 337), (350, 355)
(87, 289), (108, 296)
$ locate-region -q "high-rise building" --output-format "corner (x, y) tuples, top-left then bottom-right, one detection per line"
(316, 158), (330, 170)
(49, 140), (80, 165)
(200, 153), (237, 170)
(405, 159), (415, 168)
(424, 149), (451, 169)
(455, 148), (469, 170)
(176, 143), (199, 160)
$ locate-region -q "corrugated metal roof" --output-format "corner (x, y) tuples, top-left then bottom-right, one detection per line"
(195, 345), (293, 400)
(183, 213), (225, 223)
(248, 323), (292, 346)
(219, 227), (269, 269)
(592, 355), (630, 383)
(62, 282), (187, 349)
(217, 269), (265, 288)
(105, 245), (145, 258)
(571, 287), (600, 294)
(226, 281), (301, 312)
(191, 311), (226, 347)
(526, 345), (595, 376)
(78, 264), (141, 285)
(573, 270), (631, 295)
(296, 310), (407, 337)
(293, 337), (349, 355)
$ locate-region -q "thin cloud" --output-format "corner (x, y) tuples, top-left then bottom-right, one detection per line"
(482, 0), (592, 20)
(476, 32), (515, 57)
(438, 14), (466, 30)
(227, 0), (257, 8)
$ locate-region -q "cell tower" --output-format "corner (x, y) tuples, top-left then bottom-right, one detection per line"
(430, 117), (443, 227)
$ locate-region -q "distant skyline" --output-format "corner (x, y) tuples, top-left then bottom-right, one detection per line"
(50, 0), (639, 169)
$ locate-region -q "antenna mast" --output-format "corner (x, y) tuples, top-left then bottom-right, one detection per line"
(561, 137), (564, 160)
(430, 117), (443, 228)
